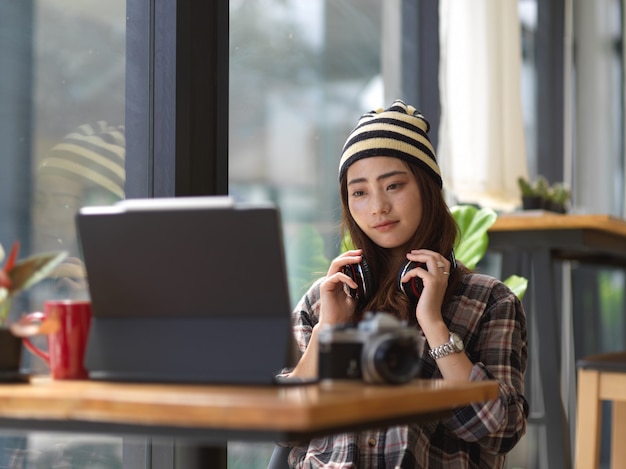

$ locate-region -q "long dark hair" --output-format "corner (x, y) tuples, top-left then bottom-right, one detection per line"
(340, 160), (462, 322)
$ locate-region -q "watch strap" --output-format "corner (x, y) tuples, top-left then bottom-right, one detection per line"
(429, 342), (454, 360)
(428, 333), (462, 360)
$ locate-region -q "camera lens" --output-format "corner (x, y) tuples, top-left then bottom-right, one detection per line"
(361, 333), (420, 384)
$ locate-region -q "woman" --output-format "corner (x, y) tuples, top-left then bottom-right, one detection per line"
(286, 100), (528, 468)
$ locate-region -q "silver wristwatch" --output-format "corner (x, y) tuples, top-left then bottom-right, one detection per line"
(428, 332), (464, 360)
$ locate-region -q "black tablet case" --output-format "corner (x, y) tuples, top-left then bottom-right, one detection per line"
(76, 197), (293, 384)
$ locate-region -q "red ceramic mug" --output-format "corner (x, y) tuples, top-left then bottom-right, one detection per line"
(23, 300), (92, 379)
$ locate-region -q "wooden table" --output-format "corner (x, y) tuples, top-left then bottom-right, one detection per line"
(490, 213), (626, 264)
(0, 377), (498, 468)
(489, 212), (626, 469)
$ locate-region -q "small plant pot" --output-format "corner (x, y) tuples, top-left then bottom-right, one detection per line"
(0, 329), (22, 372)
(546, 202), (567, 214)
(0, 329), (28, 381)
(522, 195), (543, 210)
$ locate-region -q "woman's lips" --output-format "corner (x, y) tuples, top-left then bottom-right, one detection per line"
(373, 220), (397, 231)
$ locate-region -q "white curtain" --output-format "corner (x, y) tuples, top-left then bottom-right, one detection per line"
(438, 0), (529, 212)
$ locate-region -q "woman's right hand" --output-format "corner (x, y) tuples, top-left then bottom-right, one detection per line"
(290, 250), (363, 379)
(317, 249), (362, 327)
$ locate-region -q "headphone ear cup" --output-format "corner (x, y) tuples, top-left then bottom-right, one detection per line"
(342, 257), (373, 302)
(398, 260), (426, 302)
(359, 257), (373, 301)
(449, 249), (457, 270)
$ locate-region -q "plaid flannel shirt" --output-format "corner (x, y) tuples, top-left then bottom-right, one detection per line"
(286, 271), (528, 469)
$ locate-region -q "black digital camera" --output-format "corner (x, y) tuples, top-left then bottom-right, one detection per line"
(318, 312), (423, 384)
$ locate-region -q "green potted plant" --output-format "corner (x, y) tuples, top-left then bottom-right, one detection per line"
(518, 175), (570, 214)
(517, 176), (543, 210)
(534, 175), (551, 205)
(450, 205), (528, 299)
(546, 182), (571, 214)
(0, 241), (67, 378)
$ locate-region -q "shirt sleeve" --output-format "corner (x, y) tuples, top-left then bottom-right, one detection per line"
(277, 278), (323, 376)
(442, 281), (529, 454)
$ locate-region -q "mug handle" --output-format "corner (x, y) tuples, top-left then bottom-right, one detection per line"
(22, 312), (50, 365)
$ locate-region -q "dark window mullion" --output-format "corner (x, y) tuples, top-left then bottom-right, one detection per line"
(127, 0), (228, 200)
(400, 0), (439, 149)
(125, 0), (154, 199)
(536, 0), (565, 183)
(175, 0), (229, 196)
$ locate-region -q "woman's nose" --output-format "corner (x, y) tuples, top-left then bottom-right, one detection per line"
(371, 192), (390, 214)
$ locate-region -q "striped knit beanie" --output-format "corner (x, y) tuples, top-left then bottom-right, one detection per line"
(339, 100), (441, 187)
(39, 121), (126, 199)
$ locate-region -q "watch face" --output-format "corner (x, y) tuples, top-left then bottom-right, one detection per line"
(451, 333), (464, 351)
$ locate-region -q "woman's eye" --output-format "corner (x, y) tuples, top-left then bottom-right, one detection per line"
(351, 190), (364, 197)
(387, 182), (403, 190)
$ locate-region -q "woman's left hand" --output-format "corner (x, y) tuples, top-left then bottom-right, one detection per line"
(403, 249), (473, 383)
(400, 249), (451, 328)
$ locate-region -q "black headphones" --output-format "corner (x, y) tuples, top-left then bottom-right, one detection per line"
(342, 250), (456, 303)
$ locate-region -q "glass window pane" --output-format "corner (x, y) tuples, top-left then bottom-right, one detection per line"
(572, 0), (624, 215)
(30, 1), (126, 304)
(0, 1), (125, 466)
(229, 0), (383, 306)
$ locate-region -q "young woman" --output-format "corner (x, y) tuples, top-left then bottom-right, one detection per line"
(286, 100), (528, 468)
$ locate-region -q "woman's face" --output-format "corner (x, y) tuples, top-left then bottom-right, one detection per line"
(346, 156), (423, 258)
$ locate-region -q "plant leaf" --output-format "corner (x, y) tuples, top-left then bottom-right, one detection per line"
(0, 296), (11, 323)
(450, 205), (497, 270)
(341, 231), (355, 252)
(286, 225), (331, 303)
(503, 275), (528, 300)
(8, 250), (68, 294)
(5, 241), (20, 272)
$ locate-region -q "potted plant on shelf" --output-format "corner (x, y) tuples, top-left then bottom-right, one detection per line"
(545, 182), (571, 214)
(517, 176), (543, 210)
(518, 175), (571, 214)
(0, 241), (67, 378)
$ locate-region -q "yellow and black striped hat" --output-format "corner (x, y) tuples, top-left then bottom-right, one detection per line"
(338, 99), (441, 187)
(39, 121), (126, 199)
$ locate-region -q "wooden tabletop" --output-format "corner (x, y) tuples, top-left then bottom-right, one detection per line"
(488, 211), (626, 264)
(0, 377), (498, 439)
(490, 211), (626, 237)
